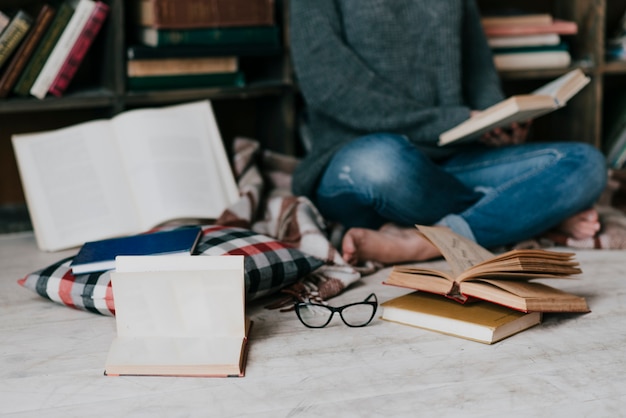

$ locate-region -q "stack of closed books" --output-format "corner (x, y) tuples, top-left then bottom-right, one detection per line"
(480, 11), (578, 71)
(0, 0), (109, 99)
(126, 0), (281, 91)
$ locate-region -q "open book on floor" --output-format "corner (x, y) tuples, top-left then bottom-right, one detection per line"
(439, 68), (590, 145)
(105, 255), (250, 377)
(12, 100), (239, 251)
(383, 225), (589, 313)
(381, 291), (542, 344)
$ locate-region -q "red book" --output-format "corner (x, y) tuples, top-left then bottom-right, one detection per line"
(48, 1), (109, 97)
(483, 19), (578, 37)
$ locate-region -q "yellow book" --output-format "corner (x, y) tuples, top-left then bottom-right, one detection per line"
(381, 291), (542, 344)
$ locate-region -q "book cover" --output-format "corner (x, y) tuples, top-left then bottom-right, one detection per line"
(136, 25), (280, 47)
(0, 10), (10, 33)
(493, 43), (572, 71)
(0, 10), (33, 70)
(132, 0), (275, 29)
(127, 43), (282, 59)
(70, 226), (203, 274)
(0, 4), (56, 98)
(127, 71), (245, 91)
(381, 291), (542, 344)
(487, 33), (561, 48)
(483, 19), (578, 37)
(383, 225), (590, 313)
(13, 1), (74, 97)
(48, 1), (109, 97)
(30, 0), (96, 99)
(127, 56), (238, 77)
(439, 68), (589, 145)
(481, 12), (553, 28)
(105, 255), (250, 377)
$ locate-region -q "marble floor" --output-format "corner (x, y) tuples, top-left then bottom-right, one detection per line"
(1, 231), (626, 417)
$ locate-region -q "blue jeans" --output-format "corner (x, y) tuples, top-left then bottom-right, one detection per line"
(315, 133), (607, 248)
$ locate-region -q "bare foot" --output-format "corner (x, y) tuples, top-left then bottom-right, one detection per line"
(557, 208), (601, 240)
(341, 223), (441, 265)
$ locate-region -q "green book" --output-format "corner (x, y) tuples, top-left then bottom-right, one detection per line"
(136, 25), (280, 47)
(13, 1), (74, 97)
(0, 10), (33, 70)
(127, 71), (245, 91)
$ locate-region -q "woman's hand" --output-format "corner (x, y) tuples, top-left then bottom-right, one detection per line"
(470, 111), (532, 147)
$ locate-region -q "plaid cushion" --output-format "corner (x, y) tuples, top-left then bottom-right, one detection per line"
(18, 225), (324, 316)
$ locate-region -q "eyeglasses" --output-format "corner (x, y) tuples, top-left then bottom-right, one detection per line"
(294, 293), (378, 328)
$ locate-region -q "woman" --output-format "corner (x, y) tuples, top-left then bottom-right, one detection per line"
(289, 0), (607, 265)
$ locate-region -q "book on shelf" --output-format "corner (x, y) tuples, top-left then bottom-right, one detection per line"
(132, 0), (275, 29)
(0, 4), (56, 98)
(70, 226), (203, 274)
(487, 33), (561, 48)
(0, 10), (33, 70)
(12, 100), (239, 252)
(439, 68), (589, 145)
(381, 291), (542, 344)
(604, 95), (626, 169)
(30, 0), (96, 99)
(105, 255), (251, 377)
(127, 43), (281, 60)
(48, 1), (109, 97)
(383, 224), (590, 313)
(127, 56), (238, 77)
(482, 19), (578, 37)
(492, 43), (571, 71)
(13, 1), (74, 97)
(0, 10), (10, 33)
(136, 25), (281, 48)
(480, 12), (553, 28)
(127, 71), (245, 91)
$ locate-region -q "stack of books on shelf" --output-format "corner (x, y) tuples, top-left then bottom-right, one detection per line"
(0, 0), (109, 99)
(127, 0), (281, 91)
(380, 225), (589, 344)
(480, 11), (578, 71)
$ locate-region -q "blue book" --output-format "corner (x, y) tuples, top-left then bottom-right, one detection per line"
(70, 227), (202, 274)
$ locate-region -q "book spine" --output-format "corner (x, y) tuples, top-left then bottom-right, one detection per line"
(0, 5), (56, 99)
(138, 0), (274, 29)
(48, 2), (109, 97)
(0, 10), (33, 69)
(127, 56), (238, 77)
(30, 0), (95, 99)
(126, 71), (245, 91)
(139, 26), (280, 47)
(13, 2), (74, 97)
(0, 10), (10, 33)
(127, 43), (281, 59)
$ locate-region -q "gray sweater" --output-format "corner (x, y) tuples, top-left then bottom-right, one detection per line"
(289, 0), (505, 198)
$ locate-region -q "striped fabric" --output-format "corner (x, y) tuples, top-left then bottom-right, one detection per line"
(18, 225), (324, 316)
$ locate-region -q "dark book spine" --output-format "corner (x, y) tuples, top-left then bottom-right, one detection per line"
(139, 25), (280, 47)
(49, 2), (109, 97)
(127, 43), (282, 59)
(126, 71), (245, 91)
(13, 2), (74, 97)
(0, 10), (33, 69)
(0, 5), (56, 98)
(137, 0), (274, 29)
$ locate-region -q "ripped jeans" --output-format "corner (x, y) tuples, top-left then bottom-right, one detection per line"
(314, 133), (607, 248)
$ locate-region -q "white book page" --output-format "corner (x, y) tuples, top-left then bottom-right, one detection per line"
(111, 101), (239, 230)
(12, 120), (140, 251)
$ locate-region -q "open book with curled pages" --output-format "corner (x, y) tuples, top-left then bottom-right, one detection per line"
(439, 68), (590, 145)
(104, 255), (250, 377)
(384, 225), (589, 313)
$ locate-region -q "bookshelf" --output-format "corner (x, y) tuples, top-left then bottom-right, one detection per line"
(0, 0), (295, 212)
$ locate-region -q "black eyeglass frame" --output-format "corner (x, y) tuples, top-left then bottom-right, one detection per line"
(294, 293), (378, 328)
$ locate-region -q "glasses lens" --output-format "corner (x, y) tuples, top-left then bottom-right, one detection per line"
(340, 303), (376, 327)
(297, 304), (333, 328)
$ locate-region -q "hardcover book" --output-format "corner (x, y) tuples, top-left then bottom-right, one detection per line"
(381, 291), (542, 344)
(132, 0), (275, 29)
(127, 56), (238, 77)
(383, 225), (589, 313)
(127, 43), (282, 59)
(48, 1), (109, 97)
(13, 1), (74, 97)
(70, 226), (203, 274)
(492, 43), (571, 71)
(0, 10), (33, 70)
(482, 19), (578, 37)
(105, 255), (250, 377)
(127, 71), (245, 91)
(0, 4), (56, 98)
(136, 25), (280, 47)
(439, 69), (589, 145)
(12, 100), (239, 252)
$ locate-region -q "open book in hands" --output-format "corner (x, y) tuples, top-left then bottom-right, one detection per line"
(438, 68), (590, 145)
(383, 225), (589, 313)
